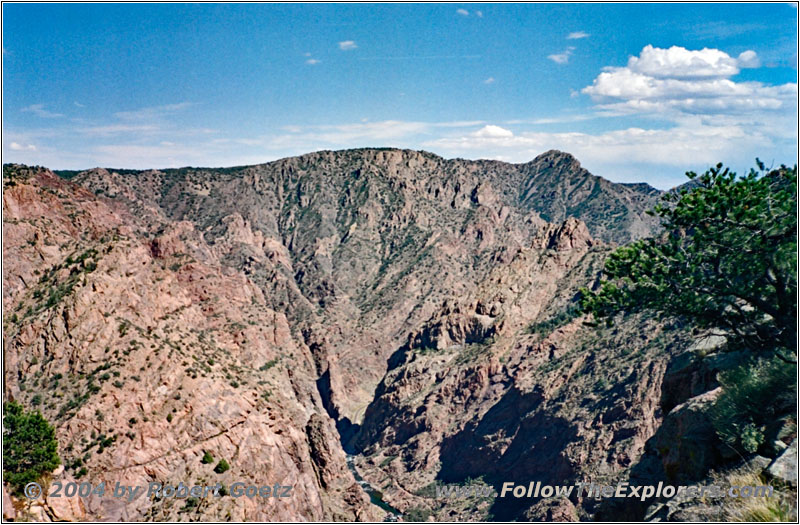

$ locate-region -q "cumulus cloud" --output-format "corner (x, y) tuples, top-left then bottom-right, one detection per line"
(737, 50), (761, 68)
(625, 45), (751, 79)
(339, 40), (357, 51)
(456, 8), (469, 16)
(476, 10), (483, 18)
(483, 77), (495, 84)
(582, 45), (794, 119)
(567, 31), (589, 39)
(473, 125), (513, 138)
(21, 104), (64, 118)
(548, 47), (575, 64)
(306, 58), (321, 65)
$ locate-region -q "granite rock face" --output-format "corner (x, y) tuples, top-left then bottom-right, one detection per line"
(4, 150), (673, 521)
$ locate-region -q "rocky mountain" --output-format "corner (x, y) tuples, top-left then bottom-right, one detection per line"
(3, 165), (377, 521)
(67, 149), (662, 431)
(6, 149), (781, 522)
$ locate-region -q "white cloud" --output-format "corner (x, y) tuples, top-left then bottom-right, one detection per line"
(74, 101), (85, 108)
(473, 125), (513, 138)
(9, 142), (36, 151)
(476, 10), (483, 18)
(625, 44), (755, 79)
(548, 47), (575, 64)
(483, 77), (495, 84)
(456, 8), (469, 16)
(582, 45), (794, 120)
(306, 58), (321, 65)
(737, 50), (761, 68)
(339, 40), (357, 51)
(567, 31), (589, 39)
(21, 104), (64, 118)
(304, 52), (312, 57)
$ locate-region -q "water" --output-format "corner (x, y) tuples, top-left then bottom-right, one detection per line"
(346, 454), (403, 521)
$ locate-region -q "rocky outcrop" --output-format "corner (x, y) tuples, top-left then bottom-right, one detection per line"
(766, 439), (798, 487)
(649, 388), (724, 483)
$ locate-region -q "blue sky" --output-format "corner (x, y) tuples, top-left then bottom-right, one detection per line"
(3, 3), (797, 188)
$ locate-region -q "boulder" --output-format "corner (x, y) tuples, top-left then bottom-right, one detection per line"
(765, 439), (797, 487)
(650, 388), (723, 482)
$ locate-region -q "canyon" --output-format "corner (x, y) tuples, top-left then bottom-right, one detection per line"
(2, 149), (770, 521)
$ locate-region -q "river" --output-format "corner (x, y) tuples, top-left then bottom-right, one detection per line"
(346, 454), (403, 521)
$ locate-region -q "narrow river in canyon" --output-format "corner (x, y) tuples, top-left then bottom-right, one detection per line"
(346, 454), (403, 521)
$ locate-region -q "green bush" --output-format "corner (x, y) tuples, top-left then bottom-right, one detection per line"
(214, 458), (230, 474)
(2, 401), (61, 493)
(711, 356), (796, 454)
(201, 450), (214, 464)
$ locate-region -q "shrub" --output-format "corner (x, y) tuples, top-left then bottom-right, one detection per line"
(201, 450), (214, 464)
(259, 359), (279, 371)
(2, 401), (61, 493)
(711, 356), (796, 454)
(214, 459), (230, 474)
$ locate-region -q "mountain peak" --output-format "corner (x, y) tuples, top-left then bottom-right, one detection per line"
(529, 149), (582, 166)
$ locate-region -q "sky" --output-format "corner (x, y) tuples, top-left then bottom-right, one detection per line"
(2, 3), (797, 188)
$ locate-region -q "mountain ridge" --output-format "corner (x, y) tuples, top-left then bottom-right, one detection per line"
(66, 148), (663, 244)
